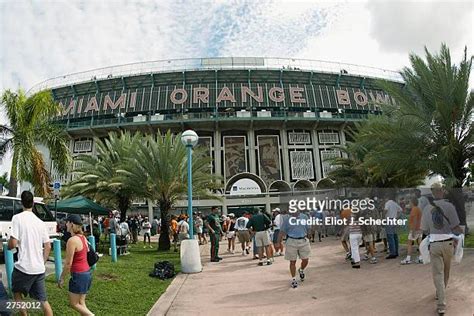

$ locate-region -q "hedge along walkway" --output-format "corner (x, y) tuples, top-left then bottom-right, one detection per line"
(31, 242), (180, 316)
(161, 238), (473, 316)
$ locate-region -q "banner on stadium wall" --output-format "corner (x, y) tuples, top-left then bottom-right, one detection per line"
(229, 178), (262, 196)
(57, 83), (395, 118)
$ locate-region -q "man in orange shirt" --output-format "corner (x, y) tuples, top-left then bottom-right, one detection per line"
(401, 197), (423, 264)
(170, 215), (179, 252)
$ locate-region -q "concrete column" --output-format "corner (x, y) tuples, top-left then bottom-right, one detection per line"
(214, 129), (222, 180)
(280, 129), (291, 182)
(340, 127), (348, 158)
(312, 129), (322, 181)
(248, 129), (257, 174)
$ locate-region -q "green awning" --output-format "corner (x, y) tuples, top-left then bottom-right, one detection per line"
(48, 196), (109, 215)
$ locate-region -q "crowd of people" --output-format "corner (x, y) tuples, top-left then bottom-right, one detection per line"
(3, 182), (465, 315)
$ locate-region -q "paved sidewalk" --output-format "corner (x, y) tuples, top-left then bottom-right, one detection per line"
(150, 238), (474, 316)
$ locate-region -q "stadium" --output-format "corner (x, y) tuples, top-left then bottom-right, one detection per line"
(29, 57), (404, 215)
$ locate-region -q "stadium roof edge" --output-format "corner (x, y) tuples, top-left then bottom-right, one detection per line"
(27, 57), (404, 94)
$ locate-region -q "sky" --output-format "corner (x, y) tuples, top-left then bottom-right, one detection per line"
(0, 0), (473, 176)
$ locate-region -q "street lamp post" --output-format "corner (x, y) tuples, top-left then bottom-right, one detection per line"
(180, 130), (199, 239)
(179, 130), (202, 273)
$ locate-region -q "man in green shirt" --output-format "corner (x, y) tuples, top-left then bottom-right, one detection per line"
(247, 210), (272, 266)
(205, 206), (224, 262)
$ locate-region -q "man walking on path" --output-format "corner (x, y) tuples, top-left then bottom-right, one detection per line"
(278, 210), (311, 289)
(401, 197), (423, 264)
(421, 183), (462, 315)
(384, 193), (403, 259)
(206, 207), (224, 262)
(8, 191), (53, 316)
(235, 212), (251, 255)
(247, 210), (272, 266)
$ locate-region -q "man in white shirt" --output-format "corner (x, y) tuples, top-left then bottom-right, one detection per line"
(384, 194), (403, 259)
(178, 217), (190, 242)
(8, 191), (53, 316)
(272, 209), (284, 256)
(235, 212), (251, 255)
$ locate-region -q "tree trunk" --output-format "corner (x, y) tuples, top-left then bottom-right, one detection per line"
(8, 151), (18, 197)
(118, 195), (130, 221)
(158, 199), (171, 251)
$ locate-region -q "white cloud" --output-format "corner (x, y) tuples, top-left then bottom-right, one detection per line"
(366, 0), (473, 55)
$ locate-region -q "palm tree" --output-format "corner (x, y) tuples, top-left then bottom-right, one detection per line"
(63, 131), (142, 220)
(326, 137), (426, 194)
(119, 131), (221, 251)
(0, 89), (71, 197)
(354, 44), (473, 225)
(0, 172), (9, 194)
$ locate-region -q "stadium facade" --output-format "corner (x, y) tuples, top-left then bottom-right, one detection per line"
(31, 57), (404, 215)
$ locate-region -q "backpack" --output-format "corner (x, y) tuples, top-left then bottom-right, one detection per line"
(430, 202), (450, 230)
(149, 261), (175, 280)
(80, 235), (99, 267)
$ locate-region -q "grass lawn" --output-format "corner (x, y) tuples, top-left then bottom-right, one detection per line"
(35, 242), (180, 316)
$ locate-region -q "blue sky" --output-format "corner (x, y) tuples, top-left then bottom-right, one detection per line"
(0, 0), (473, 176)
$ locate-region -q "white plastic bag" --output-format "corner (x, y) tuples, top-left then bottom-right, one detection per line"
(453, 234), (464, 263)
(419, 236), (431, 264)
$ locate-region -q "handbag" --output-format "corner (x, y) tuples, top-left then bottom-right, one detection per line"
(82, 235), (99, 267)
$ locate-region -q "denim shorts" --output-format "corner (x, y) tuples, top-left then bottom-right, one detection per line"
(69, 271), (92, 294)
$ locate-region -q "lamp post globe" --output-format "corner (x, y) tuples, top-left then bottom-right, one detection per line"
(181, 130), (199, 147)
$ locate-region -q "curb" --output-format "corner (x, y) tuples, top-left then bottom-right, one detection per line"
(147, 273), (188, 316)
(147, 242), (209, 316)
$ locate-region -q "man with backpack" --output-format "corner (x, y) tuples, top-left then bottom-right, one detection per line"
(421, 182), (462, 315)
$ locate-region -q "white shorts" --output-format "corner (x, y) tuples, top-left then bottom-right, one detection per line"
(226, 231), (235, 239)
(408, 230), (422, 241)
(255, 231), (271, 247)
(284, 238), (311, 261)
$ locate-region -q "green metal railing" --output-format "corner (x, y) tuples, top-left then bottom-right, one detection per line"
(57, 110), (375, 130)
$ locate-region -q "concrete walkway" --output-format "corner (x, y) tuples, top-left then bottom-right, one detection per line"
(149, 238), (473, 316)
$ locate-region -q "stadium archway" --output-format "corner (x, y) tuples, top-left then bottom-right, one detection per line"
(268, 180), (292, 195)
(293, 179), (314, 193)
(225, 173), (267, 195)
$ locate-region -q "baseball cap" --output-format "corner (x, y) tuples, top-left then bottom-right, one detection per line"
(66, 214), (82, 225)
(431, 182), (444, 190)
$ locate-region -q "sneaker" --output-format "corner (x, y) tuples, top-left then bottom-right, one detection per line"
(242, 252), (246, 256)
(352, 264), (361, 269)
(363, 254), (370, 261)
(437, 308), (445, 315)
(258, 261), (264, 266)
(245, 248), (250, 255)
(370, 257), (378, 264)
(266, 260), (272, 266)
(298, 268), (305, 281)
(400, 258), (412, 265)
(345, 252), (352, 260)
(416, 258), (424, 264)
(149, 245), (153, 249)
(385, 255), (397, 259)
(231, 250), (235, 254)
(291, 280), (298, 289)
(143, 246), (146, 249)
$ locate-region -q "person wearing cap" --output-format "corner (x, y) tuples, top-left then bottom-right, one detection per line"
(8, 191), (53, 316)
(421, 182), (462, 315)
(58, 214), (94, 316)
(278, 209), (311, 289)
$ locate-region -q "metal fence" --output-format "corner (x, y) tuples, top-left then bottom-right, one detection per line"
(28, 57), (404, 94)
